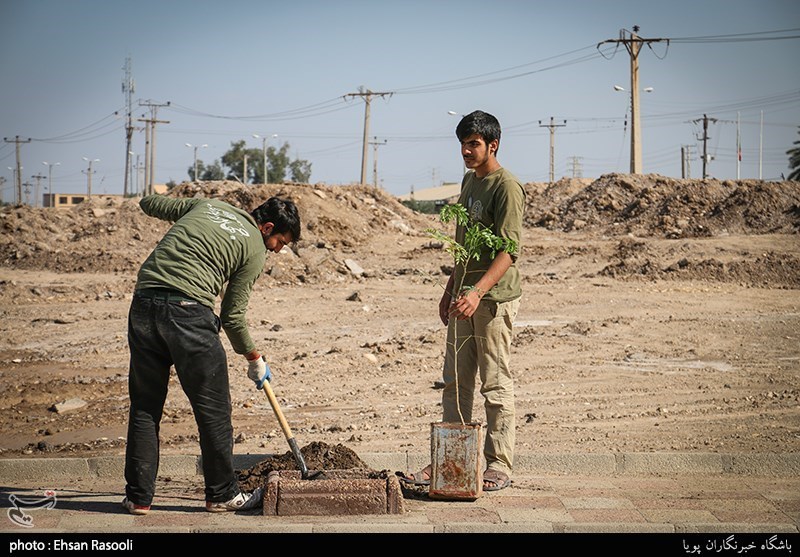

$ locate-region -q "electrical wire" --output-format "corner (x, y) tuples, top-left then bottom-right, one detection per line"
(166, 96), (355, 121)
(28, 110), (126, 143)
(669, 27), (800, 43)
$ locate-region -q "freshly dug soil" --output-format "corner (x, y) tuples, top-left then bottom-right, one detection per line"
(236, 441), (373, 491)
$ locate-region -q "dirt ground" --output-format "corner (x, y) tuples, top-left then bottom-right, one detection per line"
(0, 174), (798, 471)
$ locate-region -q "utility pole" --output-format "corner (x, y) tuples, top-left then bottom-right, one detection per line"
(692, 114), (717, 179)
(31, 173), (46, 208)
(538, 117), (566, 184)
(369, 136), (387, 188)
(681, 145), (693, 179)
(568, 156), (583, 178)
(344, 87), (393, 185)
(3, 135), (31, 205)
(82, 158), (99, 197)
(736, 111), (741, 180)
(253, 134), (277, 184)
(122, 56), (135, 197)
(22, 181), (32, 206)
(759, 110), (763, 179)
(598, 26), (668, 174)
(137, 100), (170, 196)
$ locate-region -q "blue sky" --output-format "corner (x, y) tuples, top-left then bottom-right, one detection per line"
(1, 0), (798, 203)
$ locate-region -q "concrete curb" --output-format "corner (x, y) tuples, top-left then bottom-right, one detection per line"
(0, 452), (798, 482)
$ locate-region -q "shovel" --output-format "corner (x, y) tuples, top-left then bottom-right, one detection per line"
(261, 379), (322, 480)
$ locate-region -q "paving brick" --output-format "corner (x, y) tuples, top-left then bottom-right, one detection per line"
(486, 495), (563, 509)
(568, 508), (647, 523)
(425, 506), (499, 524)
(620, 453), (725, 475)
(639, 509), (719, 523)
(562, 496), (635, 509)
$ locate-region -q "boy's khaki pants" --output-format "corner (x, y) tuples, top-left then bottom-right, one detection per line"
(441, 297), (521, 475)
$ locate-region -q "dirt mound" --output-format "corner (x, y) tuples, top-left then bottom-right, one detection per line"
(599, 237), (800, 288)
(0, 175), (797, 289)
(0, 181), (433, 285)
(236, 441), (372, 492)
(525, 174), (800, 237)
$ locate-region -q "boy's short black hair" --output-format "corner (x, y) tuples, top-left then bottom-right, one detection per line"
(251, 197), (301, 242)
(456, 110), (502, 153)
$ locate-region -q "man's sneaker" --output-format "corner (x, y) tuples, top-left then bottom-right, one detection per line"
(205, 487), (264, 513)
(121, 497), (150, 515)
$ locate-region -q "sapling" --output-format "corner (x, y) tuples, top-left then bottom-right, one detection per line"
(426, 203), (518, 423)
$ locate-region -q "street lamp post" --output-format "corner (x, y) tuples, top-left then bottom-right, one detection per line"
(185, 143), (208, 182)
(252, 134), (277, 184)
(42, 161), (60, 207)
(82, 157), (99, 198)
(447, 111), (468, 176)
(134, 153), (142, 196)
(128, 152), (136, 195)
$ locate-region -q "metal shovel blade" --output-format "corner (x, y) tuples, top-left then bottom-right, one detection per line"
(261, 380), (323, 480)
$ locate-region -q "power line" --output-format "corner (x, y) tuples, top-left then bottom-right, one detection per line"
(668, 27), (800, 43)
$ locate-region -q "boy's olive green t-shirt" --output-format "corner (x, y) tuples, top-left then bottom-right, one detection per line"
(454, 166), (525, 302)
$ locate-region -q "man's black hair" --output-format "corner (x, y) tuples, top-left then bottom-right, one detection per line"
(251, 197), (301, 242)
(456, 110), (502, 154)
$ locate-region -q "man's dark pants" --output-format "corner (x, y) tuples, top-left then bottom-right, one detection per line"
(124, 292), (238, 506)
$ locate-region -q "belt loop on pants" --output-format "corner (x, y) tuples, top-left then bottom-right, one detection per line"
(135, 288), (198, 304)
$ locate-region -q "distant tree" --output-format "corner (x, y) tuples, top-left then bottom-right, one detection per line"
(221, 140), (262, 184)
(788, 126), (800, 181)
(289, 159), (312, 183)
(216, 140), (312, 184)
(187, 141), (315, 185)
(267, 143), (291, 184)
(189, 160), (225, 181)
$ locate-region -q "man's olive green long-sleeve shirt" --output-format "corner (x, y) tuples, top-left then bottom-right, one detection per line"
(135, 195), (266, 355)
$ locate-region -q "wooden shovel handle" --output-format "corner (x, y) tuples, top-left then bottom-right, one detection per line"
(262, 380), (294, 439)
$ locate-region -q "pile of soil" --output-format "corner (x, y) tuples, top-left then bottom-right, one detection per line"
(3, 174), (797, 283)
(0, 181), (433, 285)
(526, 173), (800, 238)
(236, 441), (372, 492)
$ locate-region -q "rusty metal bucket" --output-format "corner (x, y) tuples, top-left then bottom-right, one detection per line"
(429, 422), (483, 500)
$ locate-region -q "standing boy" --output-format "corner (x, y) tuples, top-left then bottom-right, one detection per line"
(403, 110), (525, 491)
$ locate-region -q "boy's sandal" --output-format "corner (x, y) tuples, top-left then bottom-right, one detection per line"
(399, 465), (432, 486)
(483, 469), (512, 491)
